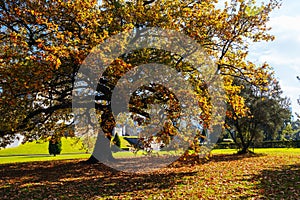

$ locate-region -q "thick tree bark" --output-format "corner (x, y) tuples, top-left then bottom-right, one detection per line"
(85, 133), (115, 164)
(238, 147), (254, 154)
(85, 155), (100, 164)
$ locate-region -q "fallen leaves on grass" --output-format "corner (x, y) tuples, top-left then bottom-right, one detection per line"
(0, 153), (299, 199)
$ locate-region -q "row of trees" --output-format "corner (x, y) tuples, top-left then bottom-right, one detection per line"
(0, 0), (290, 161)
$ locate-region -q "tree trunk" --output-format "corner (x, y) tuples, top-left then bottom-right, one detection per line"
(84, 104), (116, 164)
(85, 155), (99, 164)
(238, 144), (254, 154)
(84, 133), (114, 164)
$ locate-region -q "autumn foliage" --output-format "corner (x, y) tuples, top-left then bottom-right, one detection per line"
(0, 0), (283, 154)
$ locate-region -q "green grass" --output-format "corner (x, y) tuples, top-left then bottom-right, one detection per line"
(1, 136), (299, 165)
(1, 150), (299, 199)
(0, 154), (90, 164)
(211, 148), (300, 155)
(0, 137), (89, 164)
(0, 137), (86, 155)
(112, 149), (185, 158)
(251, 147), (300, 155)
(119, 136), (138, 149)
(211, 148), (238, 155)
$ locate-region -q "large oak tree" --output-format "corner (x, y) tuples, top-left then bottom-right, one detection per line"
(0, 0), (282, 160)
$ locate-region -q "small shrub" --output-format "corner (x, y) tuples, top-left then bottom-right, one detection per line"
(48, 137), (62, 156)
(111, 133), (121, 152)
(112, 133), (121, 147)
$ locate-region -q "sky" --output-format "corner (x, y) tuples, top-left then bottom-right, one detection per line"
(247, 0), (300, 119)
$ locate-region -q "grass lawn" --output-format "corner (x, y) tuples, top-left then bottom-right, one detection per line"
(212, 147), (300, 155)
(0, 153), (91, 164)
(1, 137), (299, 164)
(0, 137), (86, 155)
(0, 137), (89, 164)
(0, 147), (299, 199)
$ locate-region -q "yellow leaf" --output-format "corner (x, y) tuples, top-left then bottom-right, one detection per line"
(55, 58), (61, 69)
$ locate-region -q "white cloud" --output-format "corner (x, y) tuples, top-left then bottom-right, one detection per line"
(250, 46), (300, 118)
(258, 53), (300, 73)
(220, 0), (300, 119)
(248, 13), (300, 119)
(269, 15), (300, 34)
(268, 15), (300, 48)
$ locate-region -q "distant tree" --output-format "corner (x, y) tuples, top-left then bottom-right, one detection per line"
(48, 136), (62, 156)
(112, 133), (121, 148)
(292, 119), (300, 142)
(281, 124), (295, 141)
(297, 76), (300, 118)
(280, 119), (300, 141)
(226, 77), (291, 154)
(291, 119), (300, 131)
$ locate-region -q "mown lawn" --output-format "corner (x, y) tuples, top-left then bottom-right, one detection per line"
(0, 148), (299, 199)
(0, 137), (86, 155)
(212, 147), (300, 155)
(0, 137), (89, 164)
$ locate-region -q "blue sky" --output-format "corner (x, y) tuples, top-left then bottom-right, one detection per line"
(247, 0), (300, 119)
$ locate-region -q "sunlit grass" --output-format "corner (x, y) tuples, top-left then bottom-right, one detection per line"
(211, 148), (238, 155)
(112, 149), (185, 158)
(251, 148), (300, 155)
(3, 150), (298, 199)
(0, 154), (90, 164)
(1, 137), (299, 165)
(0, 137), (86, 155)
(211, 148), (300, 155)
(0, 137), (88, 164)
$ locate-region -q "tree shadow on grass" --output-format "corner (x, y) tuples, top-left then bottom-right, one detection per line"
(169, 152), (265, 168)
(240, 163), (300, 199)
(0, 159), (197, 199)
(209, 153), (265, 162)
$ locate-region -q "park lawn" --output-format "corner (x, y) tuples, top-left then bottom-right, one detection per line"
(0, 153), (91, 164)
(112, 149), (186, 158)
(0, 150), (299, 199)
(211, 147), (300, 155)
(0, 137), (86, 155)
(251, 147), (300, 155)
(1, 137), (299, 164)
(119, 136), (137, 149)
(0, 137), (89, 164)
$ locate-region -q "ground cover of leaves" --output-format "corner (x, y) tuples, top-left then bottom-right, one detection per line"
(0, 153), (299, 200)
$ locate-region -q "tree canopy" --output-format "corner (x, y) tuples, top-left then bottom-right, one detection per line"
(0, 0), (283, 154)
(225, 76), (291, 153)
